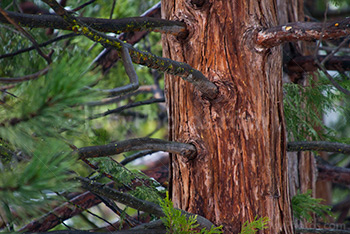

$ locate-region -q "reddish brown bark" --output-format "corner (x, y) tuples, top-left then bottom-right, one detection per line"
(162, 0), (293, 233)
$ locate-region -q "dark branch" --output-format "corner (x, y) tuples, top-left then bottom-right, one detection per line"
(78, 138), (196, 159)
(317, 163), (350, 185)
(0, 8), (52, 64)
(287, 55), (350, 73)
(90, 98), (165, 119)
(287, 141), (350, 154)
(42, 0), (218, 99)
(257, 18), (350, 47)
(0, 33), (76, 60)
(78, 176), (164, 216)
(18, 191), (101, 232)
(79, 177), (215, 230)
(0, 66), (50, 83)
(0, 10), (186, 36)
(120, 150), (156, 166)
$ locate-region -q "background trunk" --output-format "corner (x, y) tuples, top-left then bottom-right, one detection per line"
(162, 0), (293, 233)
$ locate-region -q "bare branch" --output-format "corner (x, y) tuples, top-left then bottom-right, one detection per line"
(0, 33), (76, 60)
(0, 7), (52, 64)
(287, 56), (350, 73)
(120, 150), (156, 166)
(86, 85), (158, 106)
(78, 177), (215, 230)
(314, 59), (350, 96)
(90, 98), (165, 119)
(103, 45), (139, 95)
(18, 191), (101, 232)
(42, 0), (218, 99)
(317, 163), (350, 185)
(0, 66), (50, 83)
(287, 141), (350, 154)
(0, 10), (186, 36)
(78, 138), (196, 160)
(257, 18), (350, 47)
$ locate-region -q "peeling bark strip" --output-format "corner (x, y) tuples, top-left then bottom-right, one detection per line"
(257, 18), (350, 47)
(42, 0), (218, 99)
(78, 138), (196, 159)
(163, 0), (293, 233)
(0, 10), (186, 35)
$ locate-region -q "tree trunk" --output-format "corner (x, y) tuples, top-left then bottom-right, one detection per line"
(162, 0), (293, 233)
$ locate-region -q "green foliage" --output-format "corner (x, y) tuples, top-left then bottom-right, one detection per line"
(292, 190), (332, 222)
(239, 216), (269, 234)
(89, 157), (164, 204)
(283, 76), (342, 141)
(159, 193), (223, 234)
(0, 139), (79, 228)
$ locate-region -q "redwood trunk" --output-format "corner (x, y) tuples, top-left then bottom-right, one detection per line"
(162, 1), (293, 233)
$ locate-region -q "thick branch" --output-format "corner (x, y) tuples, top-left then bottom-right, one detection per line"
(287, 141), (350, 154)
(288, 55), (350, 73)
(0, 11), (186, 35)
(317, 163), (350, 185)
(257, 18), (350, 47)
(78, 138), (196, 159)
(41, 0), (217, 99)
(79, 177), (215, 230)
(18, 191), (101, 232)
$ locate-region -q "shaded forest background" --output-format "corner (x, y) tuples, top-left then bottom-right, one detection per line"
(1, 0), (350, 233)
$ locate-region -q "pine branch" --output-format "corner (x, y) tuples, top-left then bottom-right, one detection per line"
(78, 138), (196, 160)
(257, 18), (350, 47)
(287, 141), (350, 154)
(41, 0), (218, 99)
(0, 10), (186, 36)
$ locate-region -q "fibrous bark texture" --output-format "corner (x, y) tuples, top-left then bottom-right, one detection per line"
(162, 0), (293, 233)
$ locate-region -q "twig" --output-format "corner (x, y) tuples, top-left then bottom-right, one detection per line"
(257, 18), (350, 47)
(87, 85), (157, 106)
(78, 138), (196, 160)
(0, 7), (52, 64)
(0, 66), (50, 83)
(90, 98), (165, 119)
(72, 0), (96, 12)
(120, 150), (156, 166)
(287, 141), (350, 154)
(0, 33), (76, 60)
(104, 45), (139, 95)
(314, 59), (350, 96)
(42, 0), (218, 99)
